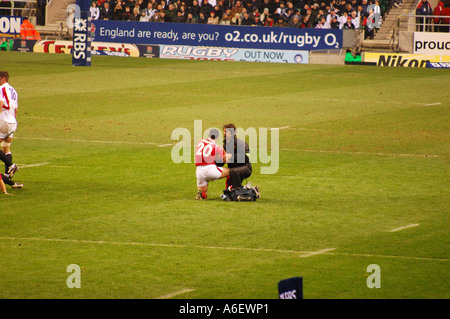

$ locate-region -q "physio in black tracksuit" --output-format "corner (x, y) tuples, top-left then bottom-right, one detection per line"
(222, 123), (252, 189)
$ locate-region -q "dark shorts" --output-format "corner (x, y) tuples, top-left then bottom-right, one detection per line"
(228, 164), (252, 188)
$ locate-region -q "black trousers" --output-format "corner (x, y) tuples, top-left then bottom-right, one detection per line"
(228, 163), (252, 188)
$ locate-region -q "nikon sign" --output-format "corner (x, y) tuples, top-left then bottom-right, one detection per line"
(364, 52), (450, 68)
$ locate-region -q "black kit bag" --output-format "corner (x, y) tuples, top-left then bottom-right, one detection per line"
(222, 185), (260, 202)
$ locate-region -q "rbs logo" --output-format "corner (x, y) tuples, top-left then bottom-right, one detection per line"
(73, 18), (88, 59)
(279, 289), (297, 299)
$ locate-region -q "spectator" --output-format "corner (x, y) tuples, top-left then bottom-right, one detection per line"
(219, 12), (231, 24)
(342, 15), (355, 29)
(338, 11), (348, 28)
(416, 0), (433, 31)
(230, 0), (244, 23)
(264, 13), (274, 26)
(433, 1), (445, 32)
(185, 12), (198, 23)
(150, 10), (164, 22)
(315, 17), (331, 29)
(189, 0), (201, 18)
(130, 7), (141, 21)
(159, 0), (168, 11)
(274, 14), (287, 27)
(200, 0), (213, 17)
(275, 1), (286, 16)
(207, 10), (220, 23)
(253, 13), (264, 25)
(288, 15), (301, 28)
(300, 15), (312, 28)
(241, 11), (253, 25)
(165, 3), (178, 22)
(260, 7), (270, 23)
(198, 11), (208, 23)
(326, 9), (339, 24)
(143, 2), (158, 21)
(100, 1), (114, 20)
(113, 2), (124, 20)
(212, 4), (224, 19)
(314, 9), (326, 27)
(361, 0), (369, 14)
(330, 15), (340, 28)
(121, 6), (132, 20)
(351, 10), (360, 29)
(364, 11), (375, 39)
(442, 4), (450, 32)
(356, 5), (365, 19)
(90, 2), (101, 20)
(281, 8), (294, 23)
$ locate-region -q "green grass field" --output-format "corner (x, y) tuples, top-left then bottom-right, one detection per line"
(0, 51), (448, 299)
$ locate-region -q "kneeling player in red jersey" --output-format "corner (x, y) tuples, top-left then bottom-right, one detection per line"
(195, 129), (230, 200)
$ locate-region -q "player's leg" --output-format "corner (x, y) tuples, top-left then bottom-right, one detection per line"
(228, 164), (252, 189)
(196, 166), (209, 200)
(196, 165), (229, 200)
(1, 173), (23, 189)
(219, 167), (230, 179)
(0, 177), (12, 195)
(0, 121), (18, 176)
(196, 184), (209, 200)
(1, 138), (18, 178)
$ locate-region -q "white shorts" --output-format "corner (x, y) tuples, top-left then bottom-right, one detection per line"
(0, 121), (17, 139)
(196, 165), (223, 187)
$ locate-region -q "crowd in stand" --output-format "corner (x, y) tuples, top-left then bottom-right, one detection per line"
(90, 0), (391, 32)
(88, 0), (450, 33)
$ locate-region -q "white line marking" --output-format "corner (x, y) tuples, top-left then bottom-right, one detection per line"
(389, 224), (420, 233)
(0, 237), (447, 262)
(0, 236), (329, 257)
(20, 116), (65, 120)
(299, 248), (336, 258)
(424, 103), (441, 106)
(15, 137), (173, 148)
(326, 252), (448, 262)
(271, 126), (290, 130)
(16, 163), (50, 168)
(280, 148), (444, 158)
(156, 289), (195, 299)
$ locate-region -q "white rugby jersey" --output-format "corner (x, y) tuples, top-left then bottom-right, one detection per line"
(0, 83), (18, 124)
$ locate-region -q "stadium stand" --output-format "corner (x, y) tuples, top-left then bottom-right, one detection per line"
(4, 0), (448, 45)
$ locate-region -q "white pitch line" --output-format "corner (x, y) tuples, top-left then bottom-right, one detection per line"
(15, 137), (173, 148)
(1, 236), (447, 262)
(424, 103), (441, 106)
(389, 224), (420, 233)
(156, 289), (195, 299)
(326, 251), (448, 262)
(271, 126), (290, 130)
(0, 236), (330, 257)
(299, 248), (336, 258)
(280, 148), (443, 158)
(16, 163), (50, 168)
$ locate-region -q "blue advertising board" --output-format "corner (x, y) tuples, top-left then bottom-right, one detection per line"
(0, 16), (23, 36)
(92, 20), (342, 51)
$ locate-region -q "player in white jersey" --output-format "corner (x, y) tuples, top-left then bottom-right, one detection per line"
(0, 71), (19, 178)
